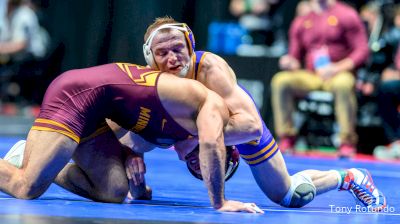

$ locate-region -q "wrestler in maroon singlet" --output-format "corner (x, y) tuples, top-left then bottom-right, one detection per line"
(32, 63), (192, 147)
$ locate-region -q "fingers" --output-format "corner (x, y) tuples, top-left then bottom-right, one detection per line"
(218, 200), (264, 214)
(244, 203), (264, 214)
(125, 155), (146, 186)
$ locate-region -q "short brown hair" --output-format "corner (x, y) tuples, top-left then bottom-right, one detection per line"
(144, 16), (179, 43)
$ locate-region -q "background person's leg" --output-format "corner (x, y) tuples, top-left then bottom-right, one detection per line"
(324, 72), (357, 156)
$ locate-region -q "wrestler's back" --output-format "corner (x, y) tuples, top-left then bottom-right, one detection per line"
(39, 63), (195, 145)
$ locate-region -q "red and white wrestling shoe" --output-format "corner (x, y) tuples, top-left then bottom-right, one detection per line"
(341, 168), (387, 212)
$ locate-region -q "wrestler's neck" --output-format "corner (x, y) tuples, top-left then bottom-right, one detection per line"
(311, 0), (336, 13)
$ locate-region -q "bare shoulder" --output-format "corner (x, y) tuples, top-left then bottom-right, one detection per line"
(198, 52), (236, 96)
(200, 53), (230, 75)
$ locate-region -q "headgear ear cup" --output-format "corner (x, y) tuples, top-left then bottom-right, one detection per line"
(186, 145), (240, 181)
(143, 44), (156, 69)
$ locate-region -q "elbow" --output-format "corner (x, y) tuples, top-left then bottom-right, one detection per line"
(249, 123), (263, 141)
(244, 117), (263, 141)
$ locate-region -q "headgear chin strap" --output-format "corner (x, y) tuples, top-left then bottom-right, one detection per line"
(186, 145), (240, 182)
(143, 23), (196, 76)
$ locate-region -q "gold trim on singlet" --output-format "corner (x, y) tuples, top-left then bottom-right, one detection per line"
(31, 126), (80, 143)
(246, 144), (279, 165)
(31, 118), (80, 143)
(195, 52), (209, 79)
(240, 138), (276, 159)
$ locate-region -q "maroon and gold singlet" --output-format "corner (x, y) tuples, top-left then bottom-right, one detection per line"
(32, 63), (192, 146)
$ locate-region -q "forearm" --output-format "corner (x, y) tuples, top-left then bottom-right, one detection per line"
(334, 57), (355, 73)
(199, 141), (226, 209)
(106, 119), (158, 153)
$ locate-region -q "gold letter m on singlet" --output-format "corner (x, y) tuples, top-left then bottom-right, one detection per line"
(116, 63), (159, 86)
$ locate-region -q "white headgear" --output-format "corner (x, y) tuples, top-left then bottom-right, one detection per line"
(143, 23), (195, 77)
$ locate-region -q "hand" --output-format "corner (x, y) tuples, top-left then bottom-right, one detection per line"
(279, 55), (300, 71)
(315, 63), (338, 80)
(218, 200), (264, 213)
(125, 152), (146, 186)
(127, 185), (152, 200)
(359, 82), (374, 96)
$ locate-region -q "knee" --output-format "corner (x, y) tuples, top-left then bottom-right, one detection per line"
(279, 173), (316, 208)
(271, 71), (294, 90)
(13, 178), (47, 200)
(96, 181), (129, 203)
(330, 72), (355, 93)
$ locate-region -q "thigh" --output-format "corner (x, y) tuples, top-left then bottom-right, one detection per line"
(23, 130), (78, 190)
(237, 123), (291, 202)
(274, 70), (323, 97)
(73, 129), (128, 190)
(323, 71), (355, 91)
(249, 151), (291, 203)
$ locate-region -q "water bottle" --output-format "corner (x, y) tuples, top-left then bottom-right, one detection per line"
(313, 46), (331, 69)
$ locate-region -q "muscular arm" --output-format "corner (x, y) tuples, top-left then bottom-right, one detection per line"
(196, 89), (229, 209)
(198, 54), (262, 145)
(157, 74), (230, 209)
(106, 119), (161, 153)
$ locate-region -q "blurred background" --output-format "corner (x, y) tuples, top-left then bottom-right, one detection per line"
(1, 0), (400, 157)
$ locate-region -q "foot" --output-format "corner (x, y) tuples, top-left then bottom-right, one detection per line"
(279, 137), (296, 154)
(338, 143), (356, 159)
(3, 140), (26, 168)
(340, 168), (386, 212)
(373, 141), (400, 160)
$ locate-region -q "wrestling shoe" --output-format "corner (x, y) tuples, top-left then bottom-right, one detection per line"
(3, 140), (26, 168)
(340, 168), (386, 212)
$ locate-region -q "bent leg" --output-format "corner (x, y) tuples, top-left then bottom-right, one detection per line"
(249, 151), (291, 203)
(0, 130), (77, 199)
(238, 123), (317, 207)
(299, 169), (339, 195)
(54, 129), (129, 203)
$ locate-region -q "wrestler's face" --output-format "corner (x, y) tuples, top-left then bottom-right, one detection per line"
(185, 148), (201, 176)
(151, 29), (191, 75)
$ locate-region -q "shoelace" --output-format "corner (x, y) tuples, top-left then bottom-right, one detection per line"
(350, 182), (376, 206)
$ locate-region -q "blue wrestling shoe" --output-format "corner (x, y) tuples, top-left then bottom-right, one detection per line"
(3, 140), (26, 168)
(341, 168), (387, 212)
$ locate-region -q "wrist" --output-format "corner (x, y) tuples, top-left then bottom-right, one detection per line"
(212, 198), (226, 209)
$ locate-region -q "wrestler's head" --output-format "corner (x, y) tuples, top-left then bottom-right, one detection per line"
(143, 16), (195, 78)
(185, 145), (240, 181)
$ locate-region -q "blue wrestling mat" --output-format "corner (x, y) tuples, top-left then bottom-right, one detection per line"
(0, 136), (399, 224)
